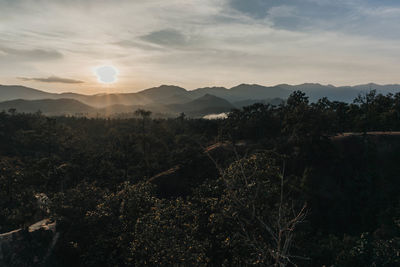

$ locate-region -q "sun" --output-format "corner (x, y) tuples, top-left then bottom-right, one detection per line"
(94, 65), (119, 84)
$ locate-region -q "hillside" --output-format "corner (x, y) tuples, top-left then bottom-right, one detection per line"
(230, 84), (291, 101)
(0, 98), (94, 115)
(0, 85), (58, 101)
(136, 85), (194, 104)
(191, 84), (291, 102)
(73, 85), (192, 108)
(168, 94), (235, 117)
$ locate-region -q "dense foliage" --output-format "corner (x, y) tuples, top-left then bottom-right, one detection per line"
(1, 90), (400, 266)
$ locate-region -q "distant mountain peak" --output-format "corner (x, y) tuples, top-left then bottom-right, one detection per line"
(195, 86), (227, 90)
(155, 84), (187, 91)
(298, 83), (325, 87)
(230, 83), (264, 90)
(138, 85), (188, 95)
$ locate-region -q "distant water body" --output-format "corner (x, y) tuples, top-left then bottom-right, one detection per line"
(203, 112), (228, 120)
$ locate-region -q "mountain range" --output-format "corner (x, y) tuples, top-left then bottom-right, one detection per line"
(0, 83), (399, 117)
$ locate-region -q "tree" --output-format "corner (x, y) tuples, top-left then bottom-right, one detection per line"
(134, 109), (152, 176)
(8, 108), (17, 116)
(206, 151), (308, 266)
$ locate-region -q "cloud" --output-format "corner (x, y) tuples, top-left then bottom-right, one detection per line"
(18, 76), (84, 84)
(227, 0), (350, 18)
(227, 0), (282, 19)
(140, 29), (188, 47)
(225, 0), (400, 37)
(113, 40), (165, 51)
(0, 47), (63, 61)
(1, 0), (400, 91)
(225, 0), (354, 31)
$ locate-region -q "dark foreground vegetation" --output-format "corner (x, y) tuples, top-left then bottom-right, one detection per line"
(1, 90), (400, 266)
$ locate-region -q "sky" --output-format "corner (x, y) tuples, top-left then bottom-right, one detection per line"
(1, 0), (400, 94)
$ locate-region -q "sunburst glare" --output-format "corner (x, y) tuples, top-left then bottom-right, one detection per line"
(94, 65), (119, 84)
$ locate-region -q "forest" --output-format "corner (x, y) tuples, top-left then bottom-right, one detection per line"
(1, 90), (400, 266)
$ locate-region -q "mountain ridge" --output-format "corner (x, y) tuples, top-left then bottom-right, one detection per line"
(2, 82), (400, 103)
(1, 83), (400, 117)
